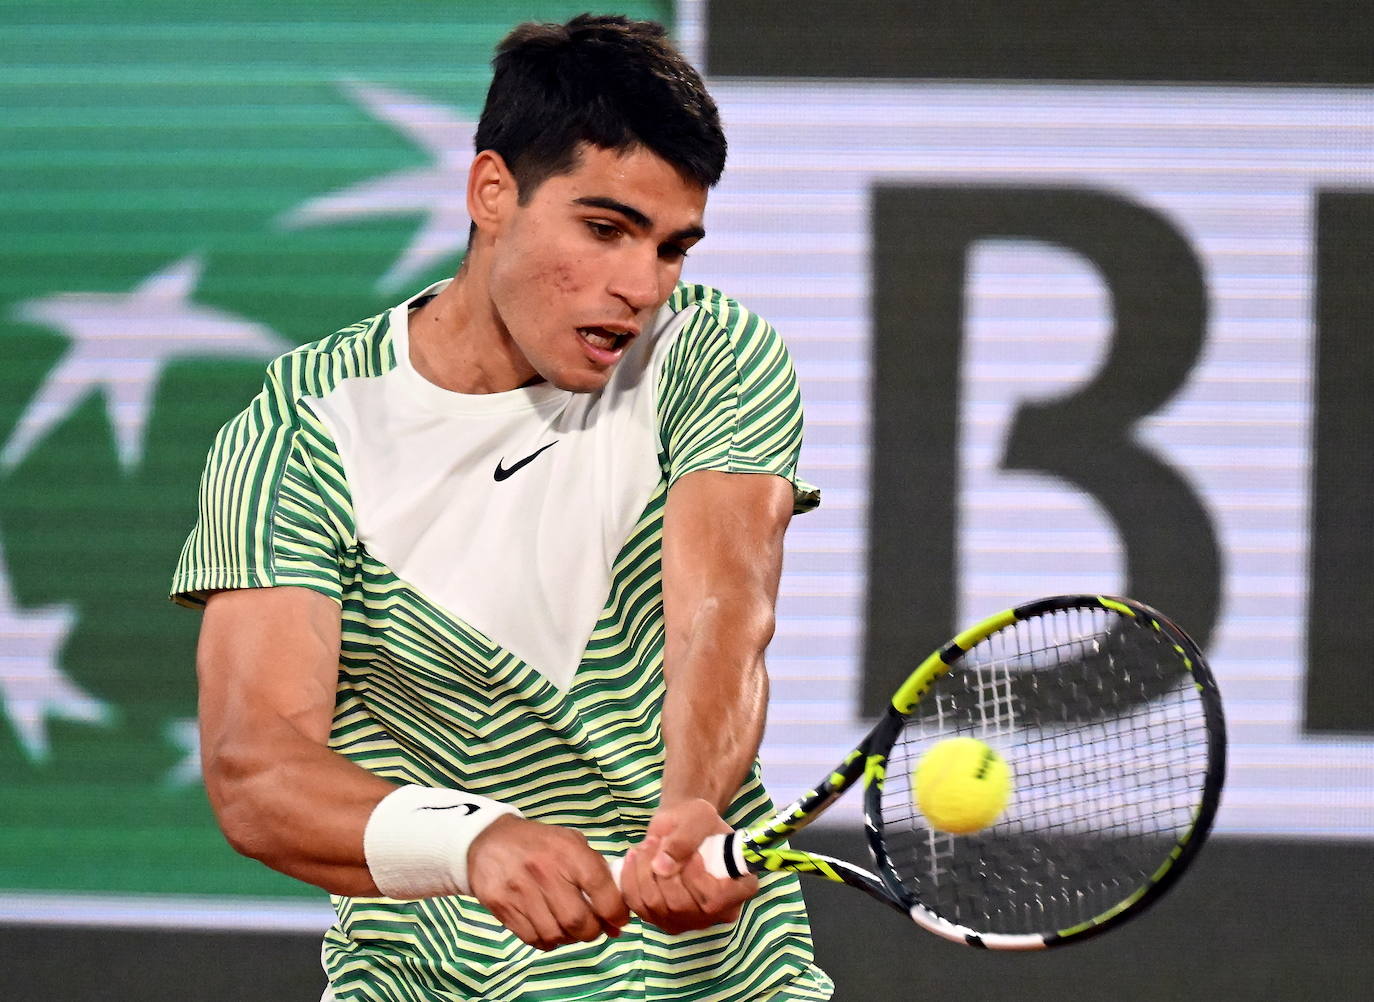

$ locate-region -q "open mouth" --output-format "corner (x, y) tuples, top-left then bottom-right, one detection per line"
(578, 326), (629, 351)
(576, 327), (636, 366)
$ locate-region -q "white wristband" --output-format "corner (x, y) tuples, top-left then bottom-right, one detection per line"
(363, 785), (522, 899)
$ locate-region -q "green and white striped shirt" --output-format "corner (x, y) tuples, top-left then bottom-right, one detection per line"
(172, 280), (831, 1001)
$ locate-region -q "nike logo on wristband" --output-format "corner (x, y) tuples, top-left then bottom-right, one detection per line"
(493, 441), (558, 481)
(418, 803), (481, 815)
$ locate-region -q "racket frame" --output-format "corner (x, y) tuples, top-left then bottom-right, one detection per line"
(726, 594), (1227, 949)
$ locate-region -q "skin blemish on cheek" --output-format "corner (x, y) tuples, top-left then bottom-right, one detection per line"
(551, 263), (581, 293)
(530, 258), (582, 295)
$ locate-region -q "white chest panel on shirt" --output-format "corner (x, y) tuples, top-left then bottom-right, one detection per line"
(305, 283), (694, 690)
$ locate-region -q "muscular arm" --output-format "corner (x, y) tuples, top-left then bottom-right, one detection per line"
(196, 585), (394, 895)
(659, 469), (794, 811)
(619, 470), (793, 932)
(198, 585), (628, 948)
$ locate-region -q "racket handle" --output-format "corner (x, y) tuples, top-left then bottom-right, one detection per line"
(605, 832), (741, 888)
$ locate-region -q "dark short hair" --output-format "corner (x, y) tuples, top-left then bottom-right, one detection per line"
(474, 13), (726, 199)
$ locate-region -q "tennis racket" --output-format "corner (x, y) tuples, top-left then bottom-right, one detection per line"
(639, 594), (1226, 950)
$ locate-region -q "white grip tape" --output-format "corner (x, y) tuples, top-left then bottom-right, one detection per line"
(605, 832), (740, 887)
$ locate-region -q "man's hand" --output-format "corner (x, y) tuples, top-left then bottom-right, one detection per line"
(468, 815), (630, 951)
(620, 798), (758, 935)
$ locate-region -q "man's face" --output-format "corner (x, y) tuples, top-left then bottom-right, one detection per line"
(485, 143), (708, 393)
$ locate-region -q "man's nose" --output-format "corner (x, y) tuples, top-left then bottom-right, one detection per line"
(608, 250), (662, 313)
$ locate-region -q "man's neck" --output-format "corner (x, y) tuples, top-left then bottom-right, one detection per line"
(407, 268), (543, 394)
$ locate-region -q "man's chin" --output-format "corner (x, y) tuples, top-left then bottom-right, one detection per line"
(547, 368), (612, 394)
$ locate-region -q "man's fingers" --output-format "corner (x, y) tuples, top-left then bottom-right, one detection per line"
(575, 856), (631, 932)
(624, 850), (737, 935)
(469, 818), (638, 948)
(511, 889), (569, 951)
(637, 832), (681, 878)
(490, 871), (573, 949)
(651, 828), (698, 877)
(646, 803), (731, 877)
(489, 902), (542, 951)
(545, 876), (610, 944)
(640, 821), (692, 877)
(651, 861), (704, 928)
(623, 847), (672, 927)
(674, 853), (724, 914)
(672, 853), (754, 926)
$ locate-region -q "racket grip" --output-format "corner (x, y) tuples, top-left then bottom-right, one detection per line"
(605, 832), (740, 888)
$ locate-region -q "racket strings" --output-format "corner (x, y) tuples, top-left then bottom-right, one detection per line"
(880, 606), (1212, 936)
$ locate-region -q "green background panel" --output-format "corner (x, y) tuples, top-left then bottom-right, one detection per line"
(0, 1), (672, 899)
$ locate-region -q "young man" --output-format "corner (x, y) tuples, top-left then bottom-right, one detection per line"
(172, 14), (831, 1001)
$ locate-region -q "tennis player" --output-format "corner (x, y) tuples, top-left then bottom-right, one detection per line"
(172, 14), (832, 1001)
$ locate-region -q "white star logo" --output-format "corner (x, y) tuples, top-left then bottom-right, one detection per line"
(0, 536), (112, 761)
(278, 80), (478, 292)
(3, 255), (283, 472)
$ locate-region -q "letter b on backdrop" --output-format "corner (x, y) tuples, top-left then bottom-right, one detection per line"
(862, 185), (1222, 715)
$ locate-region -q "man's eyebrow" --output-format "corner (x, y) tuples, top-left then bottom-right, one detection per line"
(573, 196), (705, 243)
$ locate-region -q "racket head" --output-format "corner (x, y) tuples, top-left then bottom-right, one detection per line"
(865, 595), (1226, 949)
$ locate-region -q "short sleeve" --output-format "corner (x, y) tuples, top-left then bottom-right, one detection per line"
(170, 362), (355, 609)
(656, 295), (820, 514)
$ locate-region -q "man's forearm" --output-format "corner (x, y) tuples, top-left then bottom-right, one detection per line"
(209, 726), (523, 900)
(205, 716), (398, 895)
(658, 594), (772, 814)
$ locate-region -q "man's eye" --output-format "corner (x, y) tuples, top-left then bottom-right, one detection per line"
(587, 221), (620, 240)
(660, 244), (690, 262)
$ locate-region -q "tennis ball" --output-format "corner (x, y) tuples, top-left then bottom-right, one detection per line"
(914, 737), (1013, 835)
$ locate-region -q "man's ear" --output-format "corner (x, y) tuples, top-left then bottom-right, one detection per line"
(467, 150), (519, 237)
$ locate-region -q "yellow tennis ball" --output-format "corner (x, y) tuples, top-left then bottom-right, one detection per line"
(914, 737), (1013, 835)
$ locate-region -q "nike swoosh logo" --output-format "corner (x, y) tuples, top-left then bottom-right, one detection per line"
(494, 440), (558, 481)
(418, 803), (480, 815)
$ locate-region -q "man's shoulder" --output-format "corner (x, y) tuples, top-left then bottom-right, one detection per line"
(215, 309), (396, 441)
(658, 283), (786, 368)
(260, 309), (396, 402)
(664, 282), (770, 338)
